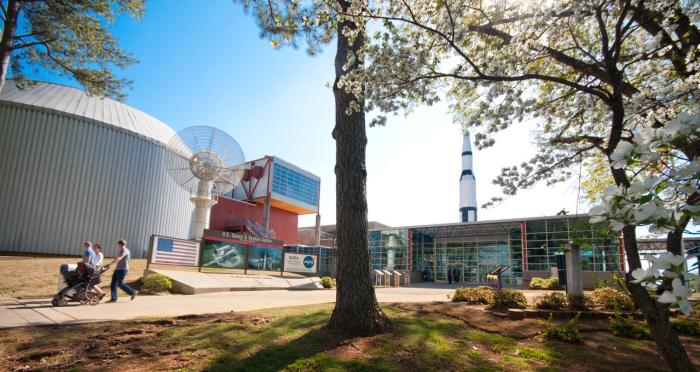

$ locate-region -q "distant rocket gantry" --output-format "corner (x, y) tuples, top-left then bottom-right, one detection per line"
(459, 131), (477, 222)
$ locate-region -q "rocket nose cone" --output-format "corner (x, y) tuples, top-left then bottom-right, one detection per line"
(462, 131), (473, 152)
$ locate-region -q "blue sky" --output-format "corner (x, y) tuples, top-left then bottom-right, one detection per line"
(22, 0), (586, 228)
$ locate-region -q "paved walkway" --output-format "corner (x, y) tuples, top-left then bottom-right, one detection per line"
(0, 286), (455, 329)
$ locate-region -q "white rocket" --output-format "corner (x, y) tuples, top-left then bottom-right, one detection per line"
(460, 131), (477, 222)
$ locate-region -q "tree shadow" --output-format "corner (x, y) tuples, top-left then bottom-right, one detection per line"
(206, 327), (344, 372)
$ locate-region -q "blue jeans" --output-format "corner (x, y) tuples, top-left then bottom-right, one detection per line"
(110, 269), (134, 301)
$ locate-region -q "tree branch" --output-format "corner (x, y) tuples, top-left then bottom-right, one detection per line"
(550, 135), (605, 150)
(13, 38), (55, 50)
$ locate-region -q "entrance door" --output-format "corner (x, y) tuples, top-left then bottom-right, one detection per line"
(445, 262), (464, 284)
(463, 244), (478, 284)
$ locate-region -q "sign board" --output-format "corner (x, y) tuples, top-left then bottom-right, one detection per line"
(203, 229), (284, 247)
(201, 229), (284, 273)
(284, 253), (318, 273)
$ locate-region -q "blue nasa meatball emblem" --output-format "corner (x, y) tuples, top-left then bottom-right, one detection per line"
(303, 255), (315, 269)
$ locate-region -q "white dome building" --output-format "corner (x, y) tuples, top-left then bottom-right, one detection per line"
(0, 80), (193, 257)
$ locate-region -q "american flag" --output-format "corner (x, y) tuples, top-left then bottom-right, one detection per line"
(152, 236), (199, 266)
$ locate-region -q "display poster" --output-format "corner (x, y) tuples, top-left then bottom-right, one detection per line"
(201, 240), (245, 269)
(247, 246), (283, 271)
(284, 253), (318, 273)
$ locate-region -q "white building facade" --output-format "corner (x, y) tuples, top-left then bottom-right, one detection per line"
(0, 81), (193, 258)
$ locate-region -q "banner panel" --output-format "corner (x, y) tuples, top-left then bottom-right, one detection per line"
(284, 253), (318, 273)
(201, 240), (245, 269)
(247, 246), (283, 271)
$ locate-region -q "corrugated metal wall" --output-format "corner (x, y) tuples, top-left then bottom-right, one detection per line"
(0, 103), (194, 258)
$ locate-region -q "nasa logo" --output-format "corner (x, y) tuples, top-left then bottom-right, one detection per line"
(303, 256), (314, 269)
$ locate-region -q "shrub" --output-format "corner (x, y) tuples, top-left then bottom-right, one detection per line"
(451, 287), (494, 304)
(671, 319), (700, 336)
(568, 294), (594, 311)
(541, 313), (582, 342)
(592, 277), (611, 289)
(535, 292), (568, 310)
(321, 276), (335, 288)
(530, 277), (560, 290)
(592, 287), (634, 311)
(490, 289), (528, 309)
(143, 273), (172, 292)
(609, 313), (651, 339)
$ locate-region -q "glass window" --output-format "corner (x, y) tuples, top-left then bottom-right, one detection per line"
(547, 218), (569, 232)
(526, 220), (546, 233)
(272, 163), (320, 207)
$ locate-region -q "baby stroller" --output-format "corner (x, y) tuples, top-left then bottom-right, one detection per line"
(52, 262), (109, 307)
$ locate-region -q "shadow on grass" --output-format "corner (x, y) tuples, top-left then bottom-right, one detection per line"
(197, 305), (504, 371)
(535, 335), (674, 372)
(209, 328), (344, 372)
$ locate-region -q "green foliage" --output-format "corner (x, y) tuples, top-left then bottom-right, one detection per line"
(592, 277), (611, 289)
(535, 292), (568, 310)
(612, 273), (628, 291)
(671, 319), (700, 336)
(529, 277), (560, 290)
(541, 314), (582, 343)
(609, 314), (651, 339)
(3, 0), (146, 99)
(592, 287), (635, 311)
(489, 289), (528, 310)
(451, 287), (494, 305)
(582, 154), (615, 206)
(143, 273), (172, 293)
(567, 294), (593, 311)
(320, 276), (335, 289)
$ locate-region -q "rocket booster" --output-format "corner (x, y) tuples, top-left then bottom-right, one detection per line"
(460, 131), (477, 222)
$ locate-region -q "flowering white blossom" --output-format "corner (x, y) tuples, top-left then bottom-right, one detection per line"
(590, 110), (698, 313)
(627, 253), (697, 315)
(631, 267), (655, 283)
(657, 278), (694, 316)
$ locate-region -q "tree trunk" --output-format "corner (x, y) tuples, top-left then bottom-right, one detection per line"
(0, 0), (20, 93)
(622, 227), (695, 372)
(607, 101), (696, 372)
(327, 0), (388, 335)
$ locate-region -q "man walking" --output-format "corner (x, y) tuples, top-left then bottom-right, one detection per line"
(105, 240), (138, 303)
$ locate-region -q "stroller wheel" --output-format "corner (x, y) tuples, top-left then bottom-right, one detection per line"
(88, 296), (100, 306)
(53, 296), (68, 307)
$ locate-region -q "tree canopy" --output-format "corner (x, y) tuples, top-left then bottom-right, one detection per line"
(353, 0), (697, 198)
(0, 0), (145, 99)
(330, 0), (698, 370)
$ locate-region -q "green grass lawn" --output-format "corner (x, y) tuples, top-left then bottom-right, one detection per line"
(1, 303), (699, 371)
(0, 256), (147, 299)
(0, 255), (303, 299)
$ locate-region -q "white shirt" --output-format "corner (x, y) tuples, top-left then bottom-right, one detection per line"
(94, 252), (104, 266)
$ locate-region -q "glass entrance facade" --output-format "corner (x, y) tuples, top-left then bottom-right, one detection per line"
(411, 221), (523, 285)
(368, 215), (621, 286)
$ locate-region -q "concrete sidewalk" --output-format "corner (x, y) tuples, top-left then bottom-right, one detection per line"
(0, 286), (454, 329)
(148, 269), (323, 294)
